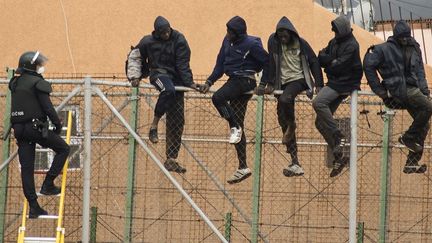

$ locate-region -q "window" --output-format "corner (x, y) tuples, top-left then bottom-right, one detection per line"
(34, 106), (82, 172)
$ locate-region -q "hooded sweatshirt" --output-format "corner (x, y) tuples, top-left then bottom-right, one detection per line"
(364, 20), (429, 100)
(261, 16), (323, 98)
(206, 16), (268, 84)
(318, 16), (363, 93)
(132, 16), (194, 86)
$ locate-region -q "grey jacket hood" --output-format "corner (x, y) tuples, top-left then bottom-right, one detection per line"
(275, 16), (299, 38)
(393, 20), (411, 38)
(331, 16), (352, 39)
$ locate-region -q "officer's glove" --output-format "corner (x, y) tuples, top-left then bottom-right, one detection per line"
(189, 83), (200, 91)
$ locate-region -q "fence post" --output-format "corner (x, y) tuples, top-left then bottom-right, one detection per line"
(123, 87), (139, 242)
(90, 207), (98, 243)
(378, 107), (393, 243)
(349, 90), (358, 243)
(224, 212), (232, 242)
(251, 95), (264, 243)
(82, 76), (93, 243)
(0, 68), (14, 242)
(357, 222), (364, 243)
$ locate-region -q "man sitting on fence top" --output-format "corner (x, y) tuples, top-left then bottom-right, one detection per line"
(199, 16), (268, 184)
(126, 16), (199, 173)
(256, 16), (323, 177)
(314, 15), (363, 177)
(364, 20), (432, 174)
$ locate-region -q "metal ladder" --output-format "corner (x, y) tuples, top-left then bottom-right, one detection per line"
(17, 111), (73, 243)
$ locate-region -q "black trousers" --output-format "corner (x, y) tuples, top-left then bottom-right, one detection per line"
(276, 79), (308, 162)
(212, 77), (255, 169)
(384, 86), (432, 165)
(151, 76), (177, 118)
(13, 122), (70, 202)
(150, 76), (185, 160)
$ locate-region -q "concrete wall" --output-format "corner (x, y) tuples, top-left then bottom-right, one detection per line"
(1, 0), (430, 79)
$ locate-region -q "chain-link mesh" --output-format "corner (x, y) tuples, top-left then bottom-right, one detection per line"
(0, 77), (431, 242)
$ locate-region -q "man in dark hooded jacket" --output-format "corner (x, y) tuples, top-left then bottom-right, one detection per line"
(364, 20), (432, 174)
(363, 21), (432, 174)
(126, 16), (199, 173)
(256, 16), (323, 177)
(199, 16), (268, 184)
(313, 16), (363, 177)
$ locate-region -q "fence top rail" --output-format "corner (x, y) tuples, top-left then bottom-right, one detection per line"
(0, 78), (376, 96)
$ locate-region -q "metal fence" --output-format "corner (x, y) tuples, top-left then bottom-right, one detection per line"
(315, 0), (432, 65)
(0, 76), (431, 242)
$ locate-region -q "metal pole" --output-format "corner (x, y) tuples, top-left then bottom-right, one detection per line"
(378, 107), (393, 243)
(419, 18), (428, 64)
(0, 68), (14, 242)
(251, 95), (264, 243)
(93, 87), (228, 243)
(0, 86), (82, 173)
(224, 212), (232, 242)
(349, 90), (358, 243)
(123, 87), (139, 242)
(82, 77), (92, 243)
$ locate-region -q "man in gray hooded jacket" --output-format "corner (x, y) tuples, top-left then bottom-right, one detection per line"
(364, 20), (432, 174)
(314, 16), (363, 177)
(257, 16), (323, 177)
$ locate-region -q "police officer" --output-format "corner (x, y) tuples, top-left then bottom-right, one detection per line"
(10, 51), (70, 218)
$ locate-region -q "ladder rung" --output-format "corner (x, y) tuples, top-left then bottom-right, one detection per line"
(27, 215), (59, 219)
(23, 236), (56, 242)
(36, 192), (61, 197)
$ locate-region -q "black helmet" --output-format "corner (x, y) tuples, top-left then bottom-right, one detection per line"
(16, 51), (48, 74)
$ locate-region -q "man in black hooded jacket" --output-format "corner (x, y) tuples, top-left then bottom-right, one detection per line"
(314, 16), (363, 177)
(127, 16), (199, 173)
(199, 16), (268, 184)
(256, 16), (323, 177)
(364, 20), (432, 174)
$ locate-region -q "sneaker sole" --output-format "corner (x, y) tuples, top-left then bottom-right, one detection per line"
(403, 165), (427, 174)
(227, 172), (252, 184)
(229, 138), (242, 144)
(282, 169), (304, 177)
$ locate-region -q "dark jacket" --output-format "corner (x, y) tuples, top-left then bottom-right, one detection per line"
(318, 16), (363, 93)
(9, 71), (61, 125)
(261, 16), (323, 99)
(134, 16), (194, 86)
(207, 16), (269, 84)
(363, 21), (429, 101)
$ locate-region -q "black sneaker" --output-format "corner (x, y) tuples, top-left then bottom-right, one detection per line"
(398, 135), (423, 153)
(149, 128), (158, 144)
(40, 183), (61, 196)
(164, 159), (186, 174)
(403, 164), (427, 174)
(330, 157), (348, 177)
(29, 204), (48, 219)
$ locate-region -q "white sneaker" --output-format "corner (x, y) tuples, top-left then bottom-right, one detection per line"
(229, 127), (242, 144)
(282, 164), (305, 177)
(227, 168), (252, 184)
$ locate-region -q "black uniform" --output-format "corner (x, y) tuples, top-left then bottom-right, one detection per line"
(10, 71), (70, 203)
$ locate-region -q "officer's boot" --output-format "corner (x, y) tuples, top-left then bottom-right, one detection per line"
(40, 174), (61, 196)
(28, 200), (48, 218)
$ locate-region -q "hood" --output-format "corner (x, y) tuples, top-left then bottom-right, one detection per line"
(331, 15), (352, 39)
(275, 16), (299, 38)
(226, 16), (247, 35)
(393, 20), (411, 38)
(152, 16), (171, 39)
